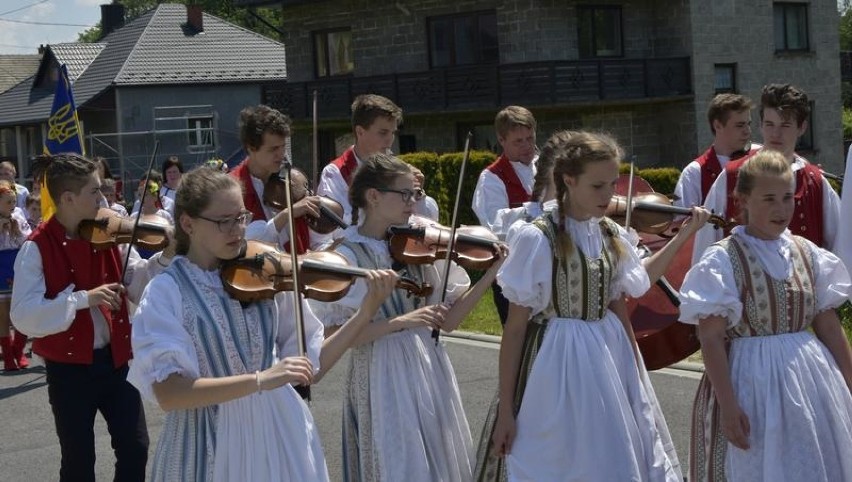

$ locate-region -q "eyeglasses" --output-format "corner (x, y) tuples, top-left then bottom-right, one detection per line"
(196, 211), (253, 233)
(376, 188), (425, 203)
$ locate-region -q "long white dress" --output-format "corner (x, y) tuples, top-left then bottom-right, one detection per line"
(308, 226), (473, 482)
(499, 212), (682, 482)
(680, 227), (852, 482)
(127, 256), (328, 482)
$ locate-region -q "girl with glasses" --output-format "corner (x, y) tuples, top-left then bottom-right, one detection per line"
(127, 166), (398, 482)
(309, 152), (508, 482)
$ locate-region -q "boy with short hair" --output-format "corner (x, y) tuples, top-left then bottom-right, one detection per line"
(10, 153), (174, 482)
(317, 94), (404, 226)
(101, 178), (128, 217)
(692, 84), (841, 263)
(674, 93), (760, 209)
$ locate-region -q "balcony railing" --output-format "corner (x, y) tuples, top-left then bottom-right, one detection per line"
(263, 57), (691, 120)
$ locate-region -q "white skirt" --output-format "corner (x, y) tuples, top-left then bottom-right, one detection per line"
(213, 385), (329, 482)
(507, 312), (681, 482)
(725, 331), (852, 482)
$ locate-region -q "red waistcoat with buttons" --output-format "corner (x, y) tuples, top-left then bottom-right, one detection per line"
(695, 145), (759, 203)
(30, 216), (132, 367)
(724, 153), (825, 246)
(485, 155), (531, 208)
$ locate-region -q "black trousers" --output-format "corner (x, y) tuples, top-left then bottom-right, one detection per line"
(45, 346), (149, 482)
(492, 280), (510, 326)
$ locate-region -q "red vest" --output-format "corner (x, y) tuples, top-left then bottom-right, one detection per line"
(485, 155), (531, 208)
(724, 154), (825, 246)
(694, 145), (758, 203)
(231, 159), (311, 254)
(30, 217), (132, 366)
(331, 147), (359, 186)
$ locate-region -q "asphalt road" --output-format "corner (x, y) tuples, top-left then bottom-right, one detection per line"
(0, 337), (701, 481)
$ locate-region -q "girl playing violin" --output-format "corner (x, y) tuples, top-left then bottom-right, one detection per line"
(680, 150), (852, 482)
(489, 130), (711, 482)
(0, 180), (31, 371)
(127, 166), (398, 482)
(309, 153), (507, 482)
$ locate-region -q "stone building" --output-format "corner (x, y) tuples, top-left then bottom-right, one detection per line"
(249, 0), (842, 175)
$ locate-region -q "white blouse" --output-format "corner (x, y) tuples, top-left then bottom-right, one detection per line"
(679, 228), (852, 329)
(497, 215), (650, 316)
(128, 257), (325, 404)
(308, 226), (470, 327)
(0, 209), (31, 250)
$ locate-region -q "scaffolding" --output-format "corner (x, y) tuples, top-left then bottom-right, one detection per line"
(86, 105), (221, 199)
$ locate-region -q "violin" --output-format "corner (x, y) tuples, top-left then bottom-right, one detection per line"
(263, 167), (348, 235)
(606, 192), (729, 236)
(387, 223), (502, 271)
(220, 240), (432, 303)
(79, 208), (172, 251)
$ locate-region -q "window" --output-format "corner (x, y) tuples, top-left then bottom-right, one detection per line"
(774, 3), (808, 52)
(187, 116), (214, 148)
(456, 122), (497, 152)
(795, 101), (815, 152)
(314, 29), (354, 78)
(578, 6), (623, 58)
(428, 11), (498, 68)
(714, 64), (736, 94)
(399, 134), (417, 154)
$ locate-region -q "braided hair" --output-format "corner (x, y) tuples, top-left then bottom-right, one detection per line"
(545, 130), (625, 262)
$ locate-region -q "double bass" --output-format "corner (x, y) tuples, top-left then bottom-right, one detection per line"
(610, 174), (727, 370)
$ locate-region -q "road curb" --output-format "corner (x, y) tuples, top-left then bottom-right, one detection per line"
(446, 330), (705, 373)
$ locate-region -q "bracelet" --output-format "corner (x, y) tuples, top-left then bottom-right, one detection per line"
(255, 370), (262, 393)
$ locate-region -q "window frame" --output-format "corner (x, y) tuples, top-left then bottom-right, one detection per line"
(713, 63), (737, 94)
(427, 10), (499, 69)
(773, 2), (809, 53)
(577, 5), (624, 59)
(312, 27), (354, 78)
(187, 116), (215, 149)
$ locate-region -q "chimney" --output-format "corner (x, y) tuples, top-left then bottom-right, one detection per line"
(186, 5), (203, 33)
(100, 3), (125, 39)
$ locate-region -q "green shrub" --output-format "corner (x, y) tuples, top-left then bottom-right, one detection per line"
(843, 108), (852, 141)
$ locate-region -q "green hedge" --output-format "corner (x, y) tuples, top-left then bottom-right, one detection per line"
(400, 150), (684, 225)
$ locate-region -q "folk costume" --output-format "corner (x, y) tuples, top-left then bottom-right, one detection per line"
(128, 256), (328, 482)
(0, 208), (31, 371)
(309, 225), (473, 482)
(472, 154), (536, 241)
(483, 211), (681, 482)
(680, 227), (852, 481)
(673, 144), (760, 209)
(230, 159), (311, 254)
(10, 215), (167, 482)
(691, 154), (840, 264)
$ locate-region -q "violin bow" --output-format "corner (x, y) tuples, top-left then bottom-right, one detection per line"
(312, 90), (319, 187)
(435, 131), (474, 343)
(281, 158), (311, 401)
(624, 159), (635, 230)
(120, 140), (160, 285)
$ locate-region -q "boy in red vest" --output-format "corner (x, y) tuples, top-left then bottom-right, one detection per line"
(231, 105), (323, 254)
(692, 84), (841, 264)
(317, 94), (403, 226)
(674, 93), (759, 209)
(472, 105), (538, 324)
(10, 153), (175, 482)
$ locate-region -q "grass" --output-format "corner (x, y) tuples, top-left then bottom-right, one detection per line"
(460, 287), (503, 336)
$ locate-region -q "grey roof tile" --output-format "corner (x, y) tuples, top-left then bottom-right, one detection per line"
(0, 3), (287, 126)
(0, 55), (41, 93)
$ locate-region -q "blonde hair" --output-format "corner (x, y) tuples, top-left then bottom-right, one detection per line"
(545, 130), (625, 261)
(734, 150), (793, 224)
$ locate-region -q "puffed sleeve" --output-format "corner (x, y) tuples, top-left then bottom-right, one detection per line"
(678, 244), (742, 328)
(422, 259), (470, 305)
(306, 245), (361, 328)
(610, 225), (651, 300)
(805, 240), (852, 312)
(274, 292), (324, 373)
(497, 222), (553, 315)
(127, 274), (200, 404)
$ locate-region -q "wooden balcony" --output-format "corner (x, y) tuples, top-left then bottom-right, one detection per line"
(263, 57), (691, 120)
